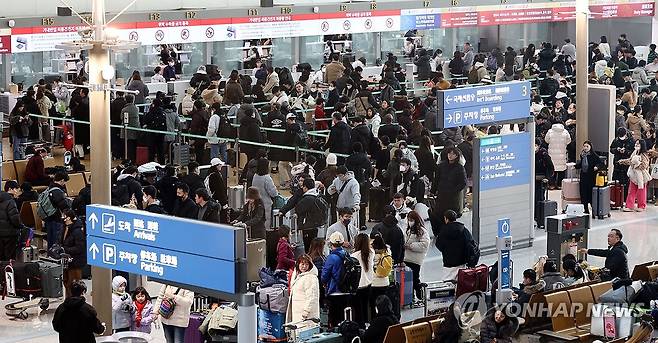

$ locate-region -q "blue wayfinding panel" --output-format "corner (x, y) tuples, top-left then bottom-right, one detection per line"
(478, 132), (532, 192)
(86, 205), (237, 261)
(87, 236), (237, 293)
(85, 204), (244, 294)
(497, 218), (512, 290)
(438, 80), (531, 128)
(400, 13), (440, 30)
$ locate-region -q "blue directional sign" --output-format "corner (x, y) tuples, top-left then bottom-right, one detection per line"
(497, 218), (512, 290)
(478, 132), (532, 191)
(86, 204), (245, 294)
(437, 80), (531, 128)
(87, 236), (237, 293)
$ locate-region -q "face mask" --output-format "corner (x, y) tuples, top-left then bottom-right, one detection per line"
(408, 220), (416, 227)
(329, 86), (335, 91)
(616, 100), (622, 105)
(620, 135), (627, 140)
(343, 219), (351, 227)
(310, 88), (317, 92)
(402, 148), (409, 154)
(347, 85), (353, 89)
(178, 196), (185, 201)
(636, 146), (641, 151)
(143, 197), (149, 204)
(399, 165), (408, 172)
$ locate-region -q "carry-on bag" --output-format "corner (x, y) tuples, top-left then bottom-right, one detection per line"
(592, 185), (612, 219)
(18, 245), (38, 263)
(9, 261), (42, 298)
(284, 319), (321, 342)
(171, 142), (191, 166)
(536, 179), (557, 229)
(256, 283), (289, 314)
(247, 239), (266, 282)
(257, 308), (287, 341)
(456, 264), (489, 298)
(610, 180), (624, 209)
(393, 266), (414, 307)
(38, 260), (63, 298)
(337, 307), (361, 343)
(561, 163), (580, 210)
(386, 282), (401, 319)
(136, 146), (149, 166)
(229, 185), (245, 210)
(422, 281), (456, 316)
(303, 332), (343, 343)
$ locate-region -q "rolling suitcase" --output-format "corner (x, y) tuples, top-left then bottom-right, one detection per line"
(456, 264), (488, 298)
(229, 185), (245, 210)
(561, 164), (580, 211)
(10, 262), (42, 298)
(394, 266), (414, 307)
(136, 146), (149, 166)
(386, 282), (401, 319)
(38, 260), (63, 298)
(171, 142), (191, 166)
(247, 239), (266, 282)
(18, 245), (38, 263)
(368, 187), (389, 222)
(185, 312), (206, 343)
(592, 185), (612, 219)
(610, 180), (624, 209)
(257, 308), (287, 341)
(536, 179), (557, 229)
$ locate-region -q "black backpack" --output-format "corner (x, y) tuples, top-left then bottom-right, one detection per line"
(339, 253), (361, 294)
(337, 308), (361, 343)
(464, 229), (481, 268)
(293, 122), (309, 148)
(304, 196), (328, 228)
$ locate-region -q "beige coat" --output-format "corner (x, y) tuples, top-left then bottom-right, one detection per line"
(626, 114), (650, 141)
(325, 61), (345, 84)
(286, 265), (320, 323)
(153, 285), (194, 328)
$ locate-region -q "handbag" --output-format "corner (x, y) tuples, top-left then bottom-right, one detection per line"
(590, 303), (637, 338)
(159, 288), (181, 319)
(595, 171), (608, 187)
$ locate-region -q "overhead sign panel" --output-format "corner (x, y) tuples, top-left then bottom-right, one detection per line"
(86, 204), (245, 294)
(438, 81), (531, 128)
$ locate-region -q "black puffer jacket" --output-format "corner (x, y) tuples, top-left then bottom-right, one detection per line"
(351, 123), (374, 155)
(0, 192), (21, 237)
(588, 241), (630, 280)
(345, 152), (372, 184)
(239, 115), (264, 158)
(60, 219), (86, 268)
(479, 309), (519, 343)
(436, 221), (469, 268)
(172, 197), (199, 220)
(52, 296), (105, 343)
(432, 160), (467, 194)
(371, 215), (405, 264)
(325, 120), (352, 155)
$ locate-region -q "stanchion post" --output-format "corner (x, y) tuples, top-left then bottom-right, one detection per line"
(123, 111), (128, 160)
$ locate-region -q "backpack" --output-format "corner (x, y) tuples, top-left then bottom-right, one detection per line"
(339, 253), (362, 294)
(468, 66), (482, 84)
(374, 252), (393, 278)
(111, 182), (131, 206)
(37, 187), (58, 219)
(219, 114), (237, 139)
(293, 122), (309, 148)
(464, 229), (481, 268)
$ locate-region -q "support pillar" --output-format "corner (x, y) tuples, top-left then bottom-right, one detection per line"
(575, 0), (589, 149)
(238, 292), (257, 343)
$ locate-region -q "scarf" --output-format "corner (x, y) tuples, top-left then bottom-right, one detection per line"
(581, 151), (590, 173)
(134, 300), (146, 327)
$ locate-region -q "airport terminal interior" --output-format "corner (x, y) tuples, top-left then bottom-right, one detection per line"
(2, 0), (658, 342)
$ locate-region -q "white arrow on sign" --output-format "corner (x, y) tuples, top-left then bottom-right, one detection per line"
(89, 243), (99, 260)
(445, 96), (452, 104)
(88, 213), (98, 230)
(446, 113), (453, 123)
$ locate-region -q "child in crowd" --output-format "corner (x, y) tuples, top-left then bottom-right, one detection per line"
(111, 276), (133, 333)
(131, 287), (156, 333)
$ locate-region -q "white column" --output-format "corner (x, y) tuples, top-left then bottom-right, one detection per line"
(575, 0), (589, 148)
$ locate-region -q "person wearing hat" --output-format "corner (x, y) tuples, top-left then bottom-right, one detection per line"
(206, 158), (229, 211)
(321, 231), (349, 326)
(190, 65), (210, 92)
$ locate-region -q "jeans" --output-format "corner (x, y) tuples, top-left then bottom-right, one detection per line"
(210, 143), (228, 162)
(626, 181), (647, 209)
(162, 324), (186, 343)
(44, 220), (63, 247)
(12, 136), (26, 160)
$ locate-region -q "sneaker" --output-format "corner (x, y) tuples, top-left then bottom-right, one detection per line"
(623, 207), (634, 212)
(636, 208), (645, 212)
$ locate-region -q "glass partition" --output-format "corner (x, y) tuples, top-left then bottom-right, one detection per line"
(213, 40), (244, 75)
(271, 37), (293, 68)
(300, 36), (325, 70)
(352, 33), (376, 65)
(380, 31), (406, 58)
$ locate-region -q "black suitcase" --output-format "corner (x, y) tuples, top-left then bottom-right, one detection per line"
(592, 186), (612, 219)
(10, 262), (42, 298)
(386, 282), (401, 319)
(535, 179), (557, 229)
(265, 229), (279, 270)
(369, 187), (389, 222)
(171, 142), (191, 166)
(38, 260), (63, 298)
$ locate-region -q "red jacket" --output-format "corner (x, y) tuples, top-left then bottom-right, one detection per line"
(25, 155), (47, 182)
(276, 238), (296, 271)
(315, 106), (328, 131)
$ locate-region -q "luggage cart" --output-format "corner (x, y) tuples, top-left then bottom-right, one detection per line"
(4, 253), (70, 319)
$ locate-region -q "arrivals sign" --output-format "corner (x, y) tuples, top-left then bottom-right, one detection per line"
(85, 204), (246, 294)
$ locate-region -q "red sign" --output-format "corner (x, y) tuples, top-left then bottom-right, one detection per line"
(0, 36), (10, 54)
(440, 11), (478, 28)
(589, 2), (655, 18)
